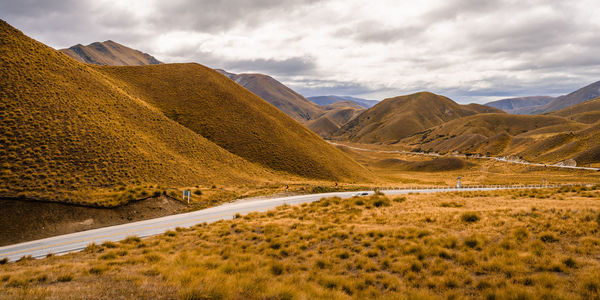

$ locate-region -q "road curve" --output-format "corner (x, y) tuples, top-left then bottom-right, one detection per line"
(0, 186), (536, 262)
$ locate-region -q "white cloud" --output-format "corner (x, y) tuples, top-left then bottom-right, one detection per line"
(1, 0), (599, 102)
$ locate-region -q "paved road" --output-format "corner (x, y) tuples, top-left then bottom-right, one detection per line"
(0, 186), (535, 262)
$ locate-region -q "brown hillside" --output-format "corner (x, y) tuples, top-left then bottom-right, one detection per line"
(335, 92), (504, 144)
(60, 40), (162, 66)
(306, 101), (365, 138)
(541, 80), (600, 112)
(97, 64), (370, 181)
(401, 113), (599, 164)
(217, 71), (323, 122)
(551, 97), (600, 124)
(0, 20), (270, 205)
(305, 116), (339, 138)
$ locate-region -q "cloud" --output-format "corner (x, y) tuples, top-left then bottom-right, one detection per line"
(1, 0), (599, 102)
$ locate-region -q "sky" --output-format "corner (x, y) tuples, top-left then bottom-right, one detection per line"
(1, 0), (600, 103)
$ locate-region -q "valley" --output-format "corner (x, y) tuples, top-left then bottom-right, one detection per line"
(1, 6), (600, 298)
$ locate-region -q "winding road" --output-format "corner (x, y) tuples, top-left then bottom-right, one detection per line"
(0, 186), (546, 262)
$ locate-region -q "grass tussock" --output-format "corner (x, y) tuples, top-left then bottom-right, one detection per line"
(2, 190), (600, 299)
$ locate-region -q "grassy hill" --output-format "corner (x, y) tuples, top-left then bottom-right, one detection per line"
(334, 92), (504, 144)
(97, 64), (370, 181)
(401, 113), (600, 165)
(217, 70), (323, 122)
(0, 20), (273, 205)
(306, 101), (365, 138)
(551, 97), (600, 124)
(60, 40), (162, 66)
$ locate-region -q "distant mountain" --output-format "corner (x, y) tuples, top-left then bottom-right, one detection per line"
(333, 92), (503, 144)
(60, 40), (162, 66)
(308, 95), (379, 108)
(216, 70), (323, 122)
(541, 80), (600, 112)
(484, 96), (554, 114)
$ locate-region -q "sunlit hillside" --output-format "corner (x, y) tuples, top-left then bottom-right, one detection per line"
(0, 20), (274, 205)
(97, 64), (370, 181)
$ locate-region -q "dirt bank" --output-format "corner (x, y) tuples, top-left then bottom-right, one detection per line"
(0, 196), (187, 246)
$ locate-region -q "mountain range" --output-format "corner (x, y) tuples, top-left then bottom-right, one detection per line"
(307, 95), (379, 108)
(0, 20), (369, 205)
(485, 81), (600, 114)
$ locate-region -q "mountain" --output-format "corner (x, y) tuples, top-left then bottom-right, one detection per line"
(98, 64), (369, 180)
(216, 70), (322, 122)
(333, 92), (504, 144)
(305, 101), (365, 138)
(550, 97), (600, 124)
(0, 20), (267, 205)
(401, 112), (599, 165)
(541, 80), (600, 112)
(0, 20), (370, 204)
(308, 95), (379, 108)
(59, 40), (162, 66)
(484, 96), (554, 114)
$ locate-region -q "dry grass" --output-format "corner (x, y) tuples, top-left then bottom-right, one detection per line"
(0, 20), (370, 206)
(2, 187), (600, 299)
(96, 63), (370, 181)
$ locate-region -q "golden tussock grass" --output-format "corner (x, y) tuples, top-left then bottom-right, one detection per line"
(2, 187), (600, 299)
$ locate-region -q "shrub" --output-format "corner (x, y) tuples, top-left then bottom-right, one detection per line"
(461, 212), (480, 223)
(464, 236), (479, 248)
(563, 257), (577, 268)
(270, 263), (284, 275)
(0, 258), (8, 265)
(596, 212), (600, 227)
(57, 274), (73, 282)
(540, 232), (559, 243)
(193, 190), (202, 195)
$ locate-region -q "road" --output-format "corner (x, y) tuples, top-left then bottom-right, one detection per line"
(0, 186), (541, 262)
(328, 142), (600, 171)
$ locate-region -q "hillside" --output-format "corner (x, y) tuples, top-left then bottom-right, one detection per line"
(308, 95), (379, 108)
(305, 101), (365, 138)
(60, 40), (162, 66)
(401, 113), (599, 165)
(484, 96), (554, 114)
(0, 20), (269, 205)
(216, 70), (322, 122)
(334, 92), (504, 144)
(98, 64), (370, 180)
(542, 80), (600, 112)
(551, 97), (600, 124)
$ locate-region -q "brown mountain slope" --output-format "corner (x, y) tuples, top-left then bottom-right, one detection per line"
(540, 80), (600, 113)
(551, 97), (600, 124)
(334, 92), (504, 144)
(306, 101), (365, 138)
(484, 96), (554, 114)
(401, 113), (599, 165)
(0, 20), (269, 205)
(97, 64), (370, 181)
(60, 40), (162, 66)
(217, 70), (323, 122)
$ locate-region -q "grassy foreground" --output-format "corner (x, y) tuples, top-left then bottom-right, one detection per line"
(2, 187), (600, 299)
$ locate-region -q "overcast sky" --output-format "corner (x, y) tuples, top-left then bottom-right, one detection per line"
(2, 0), (600, 103)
